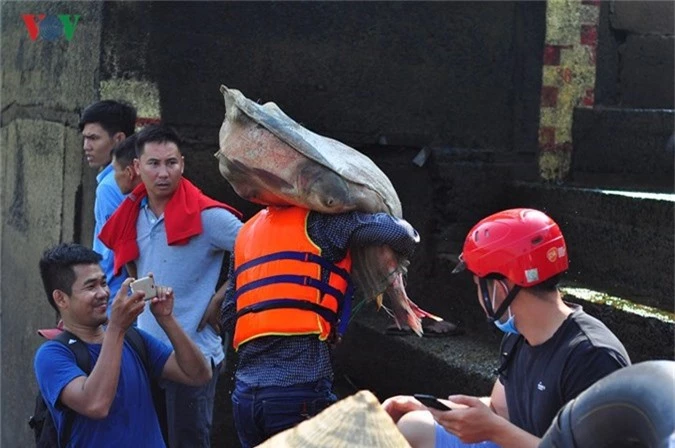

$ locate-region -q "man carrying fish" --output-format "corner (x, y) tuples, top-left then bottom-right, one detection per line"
(214, 85), (459, 447)
(382, 208), (630, 448)
(220, 204), (422, 448)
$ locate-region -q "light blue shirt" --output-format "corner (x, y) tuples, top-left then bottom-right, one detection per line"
(94, 163), (128, 302)
(136, 204), (242, 364)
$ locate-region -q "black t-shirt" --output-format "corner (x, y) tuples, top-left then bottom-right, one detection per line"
(498, 304), (631, 437)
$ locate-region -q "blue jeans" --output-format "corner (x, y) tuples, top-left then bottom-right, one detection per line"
(162, 360), (222, 448)
(232, 378), (337, 448)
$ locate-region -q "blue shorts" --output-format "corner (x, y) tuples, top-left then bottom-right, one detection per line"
(435, 423), (502, 448)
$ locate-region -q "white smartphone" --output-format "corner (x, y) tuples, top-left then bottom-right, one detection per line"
(130, 276), (157, 300)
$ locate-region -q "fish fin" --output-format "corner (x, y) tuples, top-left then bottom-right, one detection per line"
(375, 293), (384, 309)
(407, 299), (444, 322)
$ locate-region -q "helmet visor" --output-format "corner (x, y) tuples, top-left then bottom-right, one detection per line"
(451, 253), (466, 274)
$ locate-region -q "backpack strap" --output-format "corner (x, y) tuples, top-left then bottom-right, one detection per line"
(51, 331), (91, 448)
(45, 328), (163, 447)
(124, 327), (151, 374)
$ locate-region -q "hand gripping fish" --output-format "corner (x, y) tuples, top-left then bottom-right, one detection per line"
(216, 86), (441, 335)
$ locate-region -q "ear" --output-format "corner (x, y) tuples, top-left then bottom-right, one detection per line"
(124, 164), (135, 179)
(134, 158), (140, 172)
(181, 156), (185, 174)
(52, 290), (69, 311)
(112, 132), (126, 144)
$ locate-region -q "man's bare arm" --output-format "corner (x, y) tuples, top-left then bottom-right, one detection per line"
(197, 280), (229, 333)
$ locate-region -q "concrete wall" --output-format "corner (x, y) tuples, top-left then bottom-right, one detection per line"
(575, 1), (673, 191)
(571, 107), (674, 189)
(0, 2), (102, 445)
(595, 0), (674, 108)
(101, 1), (545, 155)
(504, 182), (674, 311)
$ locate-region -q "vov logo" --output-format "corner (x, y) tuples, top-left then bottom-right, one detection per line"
(21, 14), (81, 42)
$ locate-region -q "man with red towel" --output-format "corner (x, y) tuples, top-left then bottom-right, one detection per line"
(100, 125), (242, 447)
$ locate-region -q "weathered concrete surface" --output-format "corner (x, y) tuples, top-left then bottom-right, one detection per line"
(430, 147), (538, 258)
(2, 2), (103, 111)
(562, 295), (674, 364)
(504, 182), (673, 311)
(595, 1), (674, 109)
(129, 1), (546, 153)
(333, 290), (674, 402)
(594, 1), (622, 106)
(619, 34), (675, 109)
(0, 120), (89, 446)
(0, 2), (101, 445)
(610, 1), (674, 37)
(101, 2), (152, 81)
(571, 107), (674, 189)
(334, 310), (500, 400)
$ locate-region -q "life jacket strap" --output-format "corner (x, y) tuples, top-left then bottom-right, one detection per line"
(234, 251), (351, 282)
(236, 298), (338, 324)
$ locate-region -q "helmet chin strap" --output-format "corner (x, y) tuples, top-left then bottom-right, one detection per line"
(479, 278), (521, 323)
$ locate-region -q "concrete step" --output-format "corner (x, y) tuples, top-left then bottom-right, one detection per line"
(504, 181), (674, 311)
(332, 290), (674, 405)
(333, 308), (500, 400)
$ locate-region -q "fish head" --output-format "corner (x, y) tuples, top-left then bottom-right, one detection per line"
(296, 161), (354, 213)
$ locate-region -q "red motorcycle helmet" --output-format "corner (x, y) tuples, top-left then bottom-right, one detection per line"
(454, 208), (568, 287)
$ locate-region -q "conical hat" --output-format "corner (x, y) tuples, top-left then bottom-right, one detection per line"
(256, 390), (411, 448)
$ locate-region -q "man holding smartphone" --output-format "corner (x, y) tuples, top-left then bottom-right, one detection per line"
(34, 243), (212, 447)
(383, 209), (630, 448)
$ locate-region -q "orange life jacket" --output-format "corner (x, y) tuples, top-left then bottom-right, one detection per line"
(233, 207), (353, 349)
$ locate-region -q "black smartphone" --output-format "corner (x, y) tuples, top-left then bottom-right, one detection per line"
(413, 394), (452, 411)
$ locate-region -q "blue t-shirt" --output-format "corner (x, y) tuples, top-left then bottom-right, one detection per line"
(93, 163), (128, 303)
(33, 329), (172, 448)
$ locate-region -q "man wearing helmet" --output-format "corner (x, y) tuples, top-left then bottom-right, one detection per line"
(383, 208), (630, 448)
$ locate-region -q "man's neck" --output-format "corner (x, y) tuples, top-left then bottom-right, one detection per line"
(61, 320), (106, 344)
(517, 292), (572, 346)
(97, 158), (112, 173)
(147, 194), (171, 217)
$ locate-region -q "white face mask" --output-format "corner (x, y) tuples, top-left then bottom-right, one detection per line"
(491, 281), (519, 335)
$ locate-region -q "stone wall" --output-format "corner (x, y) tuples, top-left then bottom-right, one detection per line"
(0, 2), (102, 445)
(102, 2), (545, 155)
(596, 0), (674, 108)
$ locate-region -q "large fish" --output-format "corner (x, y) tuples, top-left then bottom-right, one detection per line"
(216, 86), (440, 335)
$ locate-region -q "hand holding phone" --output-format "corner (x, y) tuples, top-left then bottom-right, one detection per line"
(130, 276), (157, 300)
(413, 394), (452, 411)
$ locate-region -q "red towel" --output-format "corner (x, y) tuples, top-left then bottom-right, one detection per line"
(99, 177), (242, 275)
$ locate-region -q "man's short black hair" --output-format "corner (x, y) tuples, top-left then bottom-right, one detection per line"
(39, 243), (102, 314)
(135, 124), (183, 157)
(486, 273), (564, 295)
(78, 100), (137, 138)
(112, 134), (139, 168)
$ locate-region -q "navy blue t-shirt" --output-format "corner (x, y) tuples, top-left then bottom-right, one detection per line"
(498, 304), (631, 437)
